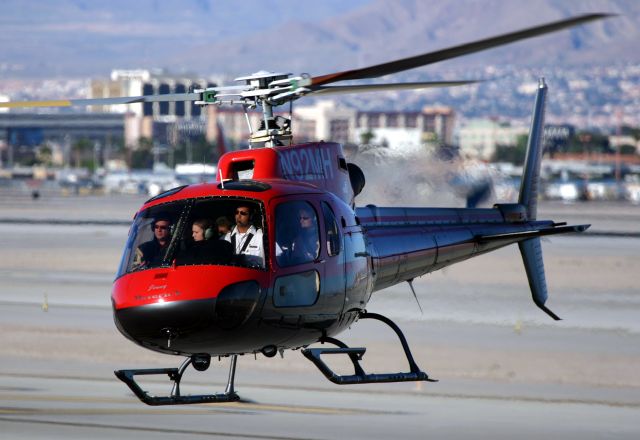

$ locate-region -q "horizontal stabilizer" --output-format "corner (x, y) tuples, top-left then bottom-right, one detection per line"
(477, 224), (590, 243)
(519, 237), (560, 320)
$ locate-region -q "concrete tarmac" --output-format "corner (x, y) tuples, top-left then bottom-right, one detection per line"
(0, 195), (639, 439)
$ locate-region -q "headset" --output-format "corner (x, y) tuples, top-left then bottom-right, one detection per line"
(191, 218), (215, 241)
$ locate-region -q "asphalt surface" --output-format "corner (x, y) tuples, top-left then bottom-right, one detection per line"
(0, 194), (639, 439)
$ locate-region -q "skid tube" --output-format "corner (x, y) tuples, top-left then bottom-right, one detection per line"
(301, 312), (437, 385)
(114, 354), (240, 405)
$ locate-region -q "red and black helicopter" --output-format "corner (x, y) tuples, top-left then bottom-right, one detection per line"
(2, 13), (610, 405)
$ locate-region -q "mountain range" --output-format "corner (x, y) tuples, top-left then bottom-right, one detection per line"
(0, 0), (638, 80)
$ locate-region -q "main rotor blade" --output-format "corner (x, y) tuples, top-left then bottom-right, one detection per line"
(310, 13), (613, 86)
(309, 80), (480, 96)
(0, 92), (203, 108)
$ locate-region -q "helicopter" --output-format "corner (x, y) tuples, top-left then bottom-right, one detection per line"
(1, 13), (610, 405)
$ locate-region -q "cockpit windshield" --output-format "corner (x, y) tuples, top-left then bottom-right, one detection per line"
(116, 197), (266, 278)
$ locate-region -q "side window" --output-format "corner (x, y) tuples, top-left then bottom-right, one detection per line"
(273, 270), (320, 307)
(321, 202), (341, 256)
(275, 201), (319, 267)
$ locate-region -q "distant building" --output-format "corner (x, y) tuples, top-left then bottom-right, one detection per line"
(609, 134), (640, 154)
(544, 124), (575, 156)
(293, 101), (356, 144)
(0, 94), (8, 114)
(292, 101), (455, 153)
(91, 69), (217, 147)
(0, 113), (125, 167)
(458, 119), (529, 160)
(213, 107), (263, 147)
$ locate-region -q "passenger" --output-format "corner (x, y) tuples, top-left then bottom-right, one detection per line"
(216, 216), (233, 237)
(133, 216), (172, 268)
(291, 207), (319, 264)
(224, 204), (264, 268)
(191, 218), (214, 242)
(179, 218), (232, 265)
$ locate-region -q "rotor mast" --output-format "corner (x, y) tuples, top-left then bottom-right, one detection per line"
(234, 71), (296, 148)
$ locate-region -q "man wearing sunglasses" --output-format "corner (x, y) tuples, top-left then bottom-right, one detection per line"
(223, 203), (264, 268)
(291, 207), (319, 264)
(133, 215), (173, 269)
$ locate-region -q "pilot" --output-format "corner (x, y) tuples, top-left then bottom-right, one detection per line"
(291, 207), (319, 264)
(224, 204), (264, 268)
(133, 216), (172, 268)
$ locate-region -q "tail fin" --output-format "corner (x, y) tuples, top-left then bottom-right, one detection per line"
(518, 77), (547, 221)
(519, 238), (560, 320)
(517, 78), (560, 320)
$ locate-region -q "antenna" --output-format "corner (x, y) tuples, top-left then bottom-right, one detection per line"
(407, 279), (424, 315)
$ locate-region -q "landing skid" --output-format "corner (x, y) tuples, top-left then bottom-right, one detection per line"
(302, 312), (437, 385)
(115, 354), (240, 405)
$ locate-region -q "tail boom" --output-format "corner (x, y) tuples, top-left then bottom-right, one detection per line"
(358, 78), (588, 319)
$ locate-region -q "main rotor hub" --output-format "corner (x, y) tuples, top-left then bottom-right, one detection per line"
(235, 71), (292, 89)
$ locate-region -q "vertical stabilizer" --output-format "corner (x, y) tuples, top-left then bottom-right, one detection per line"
(518, 238), (560, 320)
(517, 78), (559, 320)
(518, 78), (547, 221)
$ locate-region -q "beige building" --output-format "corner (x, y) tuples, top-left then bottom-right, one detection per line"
(292, 100), (455, 152)
(609, 134), (640, 154)
(458, 119), (529, 160)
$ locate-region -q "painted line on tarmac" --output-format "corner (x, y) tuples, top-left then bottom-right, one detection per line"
(584, 231), (640, 238)
(0, 300), (111, 310)
(0, 405), (255, 416)
(0, 393), (391, 416)
(0, 417), (324, 440)
(0, 218), (131, 226)
(1, 371), (639, 410)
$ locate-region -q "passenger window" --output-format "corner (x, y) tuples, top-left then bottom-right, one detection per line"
(273, 270), (320, 307)
(321, 202), (341, 256)
(275, 201), (319, 267)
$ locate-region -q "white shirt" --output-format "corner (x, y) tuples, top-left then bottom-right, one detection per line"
(224, 225), (264, 268)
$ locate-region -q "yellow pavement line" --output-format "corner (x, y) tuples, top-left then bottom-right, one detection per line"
(0, 393), (374, 415)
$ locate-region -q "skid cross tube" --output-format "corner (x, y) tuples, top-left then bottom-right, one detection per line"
(115, 354), (240, 406)
(301, 312), (436, 385)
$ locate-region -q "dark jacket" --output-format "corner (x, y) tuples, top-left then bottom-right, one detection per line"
(177, 239), (233, 265)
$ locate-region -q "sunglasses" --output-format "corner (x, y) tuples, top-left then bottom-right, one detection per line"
(235, 210), (250, 216)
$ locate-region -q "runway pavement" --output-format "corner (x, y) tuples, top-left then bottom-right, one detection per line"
(0, 194), (639, 439)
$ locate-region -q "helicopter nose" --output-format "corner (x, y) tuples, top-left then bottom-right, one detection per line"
(212, 280), (261, 330)
(113, 280), (262, 353)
